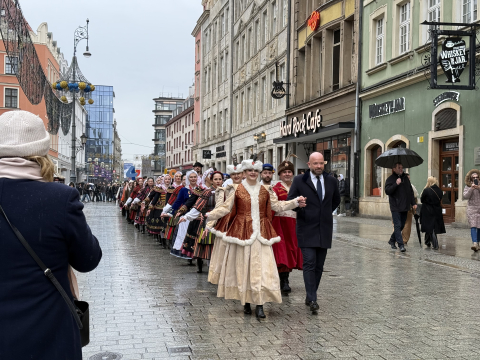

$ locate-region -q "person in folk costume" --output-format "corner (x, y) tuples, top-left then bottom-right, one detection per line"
(133, 177), (154, 233)
(270, 155), (303, 294)
(145, 175), (171, 245)
(205, 156), (306, 318)
(125, 178), (144, 224)
(163, 172), (186, 249)
(120, 180), (134, 220)
(207, 158), (244, 284)
(162, 171), (204, 262)
(179, 169), (224, 273)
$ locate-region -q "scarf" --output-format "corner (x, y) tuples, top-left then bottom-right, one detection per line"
(0, 157), (45, 182)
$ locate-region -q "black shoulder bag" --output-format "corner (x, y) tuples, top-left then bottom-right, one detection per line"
(0, 205), (90, 347)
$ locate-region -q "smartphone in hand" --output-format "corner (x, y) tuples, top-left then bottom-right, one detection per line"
(474, 179), (479, 186)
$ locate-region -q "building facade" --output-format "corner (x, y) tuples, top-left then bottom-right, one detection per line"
(152, 95), (184, 176)
(273, 0), (359, 191)
(84, 85), (116, 183)
(359, 0), (478, 226)
(112, 119), (123, 182)
(166, 95), (195, 172)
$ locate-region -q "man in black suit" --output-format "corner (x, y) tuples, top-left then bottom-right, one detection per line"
(288, 152), (340, 314)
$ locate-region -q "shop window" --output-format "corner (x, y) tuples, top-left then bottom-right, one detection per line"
(435, 108), (457, 131)
(371, 145), (383, 196)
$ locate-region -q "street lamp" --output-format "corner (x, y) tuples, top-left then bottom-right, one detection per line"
(80, 133), (88, 147)
(52, 19), (94, 184)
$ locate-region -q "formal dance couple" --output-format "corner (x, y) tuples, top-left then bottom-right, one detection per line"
(205, 152), (339, 317)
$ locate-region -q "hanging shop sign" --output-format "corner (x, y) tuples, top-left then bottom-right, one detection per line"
(202, 150), (212, 159)
(271, 81), (287, 99)
(439, 38), (468, 83)
(280, 109), (322, 138)
(216, 145), (225, 152)
(421, 21), (479, 90)
(308, 11), (320, 31)
(369, 97), (405, 119)
(433, 91), (460, 107)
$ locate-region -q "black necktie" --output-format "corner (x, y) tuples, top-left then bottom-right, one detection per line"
(316, 175), (323, 203)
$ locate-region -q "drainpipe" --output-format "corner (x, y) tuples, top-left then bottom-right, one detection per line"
(352, 0), (363, 216)
(285, 0), (292, 158)
(228, 0), (235, 166)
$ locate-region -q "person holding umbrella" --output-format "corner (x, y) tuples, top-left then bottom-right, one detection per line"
(385, 162), (417, 252)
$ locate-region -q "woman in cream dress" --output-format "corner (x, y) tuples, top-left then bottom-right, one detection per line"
(206, 158), (305, 318)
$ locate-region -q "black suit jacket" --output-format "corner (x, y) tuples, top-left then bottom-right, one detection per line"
(287, 170), (340, 248)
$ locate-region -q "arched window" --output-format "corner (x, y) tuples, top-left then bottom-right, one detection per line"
(371, 145), (383, 196)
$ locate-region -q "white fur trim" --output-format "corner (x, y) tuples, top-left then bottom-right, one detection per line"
(240, 159), (263, 172)
(208, 181), (280, 246)
(226, 164), (243, 175)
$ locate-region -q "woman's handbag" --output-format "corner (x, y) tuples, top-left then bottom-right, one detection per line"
(0, 205), (90, 347)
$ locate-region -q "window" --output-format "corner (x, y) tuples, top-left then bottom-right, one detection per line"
(332, 30), (341, 91)
(376, 18), (384, 65)
(271, 1), (277, 36)
(5, 88), (18, 108)
(254, 19), (260, 53)
(240, 91), (244, 124)
(246, 87), (251, 120)
(261, 76), (267, 113)
(282, 0), (288, 27)
(235, 41), (240, 70)
(5, 56), (17, 75)
(428, 0), (440, 23)
(253, 81), (258, 116)
(462, 0), (477, 23)
(262, 11), (268, 45)
(270, 70), (276, 109)
(212, 61), (217, 89)
(219, 111), (223, 134)
(221, 13), (225, 36)
(241, 34), (246, 65)
(220, 56), (224, 83)
(247, 27), (252, 59)
(225, 8), (229, 32)
(399, 2), (410, 54)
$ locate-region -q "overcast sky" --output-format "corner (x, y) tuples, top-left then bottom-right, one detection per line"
(20, 0), (203, 161)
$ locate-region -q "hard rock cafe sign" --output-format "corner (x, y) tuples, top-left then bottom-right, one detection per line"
(271, 81), (287, 99)
(280, 109), (323, 138)
(308, 11), (320, 32)
(439, 38), (468, 84)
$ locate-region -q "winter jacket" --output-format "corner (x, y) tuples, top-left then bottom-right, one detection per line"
(420, 184), (446, 234)
(464, 169), (480, 228)
(385, 172), (416, 213)
(338, 179), (349, 196)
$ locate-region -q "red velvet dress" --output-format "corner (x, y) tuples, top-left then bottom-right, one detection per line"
(271, 182), (303, 272)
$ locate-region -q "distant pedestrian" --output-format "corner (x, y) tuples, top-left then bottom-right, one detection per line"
(68, 181), (75, 188)
(0, 110), (102, 360)
(420, 176), (445, 250)
(385, 162), (417, 252)
(464, 169), (480, 251)
(401, 173), (419, 245)
(337, 174), (349, 217)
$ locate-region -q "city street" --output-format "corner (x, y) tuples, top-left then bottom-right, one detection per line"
(81, 203), (480, 360)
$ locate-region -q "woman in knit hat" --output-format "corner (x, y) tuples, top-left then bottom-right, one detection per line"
(0, 110), (102, 359)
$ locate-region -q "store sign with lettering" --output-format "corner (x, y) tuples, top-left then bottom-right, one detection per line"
(433, 91), (460, 107)
(369, 97), (405, 119)
(280, 109), (323, 138)
(439, 38), (468, 84)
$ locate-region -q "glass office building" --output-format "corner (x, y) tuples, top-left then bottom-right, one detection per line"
(84, 85), (115, 181)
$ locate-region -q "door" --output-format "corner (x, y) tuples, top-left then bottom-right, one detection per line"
(439, 139), (459, 223)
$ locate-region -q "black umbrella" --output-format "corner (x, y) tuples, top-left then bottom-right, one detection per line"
(375, 148), (423, 168)
(414, 214), (422, 246)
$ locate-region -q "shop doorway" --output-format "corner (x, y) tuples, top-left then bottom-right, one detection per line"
(439, 138), (459, 223)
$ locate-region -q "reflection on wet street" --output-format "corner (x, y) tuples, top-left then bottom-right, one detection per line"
(81, 203), (480, 360)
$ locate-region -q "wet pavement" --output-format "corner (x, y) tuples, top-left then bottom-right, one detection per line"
(81, 203), (480, 359)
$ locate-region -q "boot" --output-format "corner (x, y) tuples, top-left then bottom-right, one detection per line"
(197, 259), (203, 273)
(141, 225), (146, 234)
(188, 259), (194, 266)
(162, 238), (167, 249)
(244, 303), (252, 315)
(472, 242), (479, 252)
(282, 272), (292, 294)
(134, 223), (139, 230)
(431, 233), (439, 250)
(255, 305), (266, 318)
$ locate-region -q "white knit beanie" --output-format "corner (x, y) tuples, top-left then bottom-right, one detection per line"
(0, 110), (50, 158)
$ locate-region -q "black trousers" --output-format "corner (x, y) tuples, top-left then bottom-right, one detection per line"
(301, 247), (328, 302)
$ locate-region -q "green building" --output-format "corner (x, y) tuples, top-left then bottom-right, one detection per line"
(359, 0), (479, 226)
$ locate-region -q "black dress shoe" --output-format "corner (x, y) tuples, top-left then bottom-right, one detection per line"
(244, 303), (252, 315)
(308, 301), (319, 313)
(399, 245), (406, 253)
(255, 305), (266, 318)
(388, 240), (397, 249)
(305, 299), (311, 306)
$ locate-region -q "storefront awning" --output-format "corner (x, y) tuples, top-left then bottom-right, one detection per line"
(273, 122), (355, 144)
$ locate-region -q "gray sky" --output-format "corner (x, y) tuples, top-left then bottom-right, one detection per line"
(20, 0), (203, 161)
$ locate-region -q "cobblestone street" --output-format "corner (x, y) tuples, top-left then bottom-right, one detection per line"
(81, 203), (480, 360)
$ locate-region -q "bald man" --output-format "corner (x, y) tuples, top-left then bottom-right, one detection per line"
(287, 152), (340, 314)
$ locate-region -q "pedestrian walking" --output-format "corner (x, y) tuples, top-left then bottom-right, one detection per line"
(420, 176), (445, 250)
(337, 174), (349, 216)
(271, 157), (303, 295)
(401, 173), (420, 245)
(68, 181), (75, 188)
(205, 158), (305, 318)
(464, 169), (480, 251)
(0, 110), (102, 360)
(287, 152), (340, 314)
(385, 162), (417, 252)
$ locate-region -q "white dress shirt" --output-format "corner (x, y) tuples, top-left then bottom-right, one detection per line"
(310, 171), (325, 201)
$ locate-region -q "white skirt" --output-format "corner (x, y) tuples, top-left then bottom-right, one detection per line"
(173, 220), (190, 250)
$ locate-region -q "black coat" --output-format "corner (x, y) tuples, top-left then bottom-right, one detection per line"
(287, 170), (340, 248)
(420, 185), (446, 234)
(385, 172), (416, 212)
(0, 179), (102, 360)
